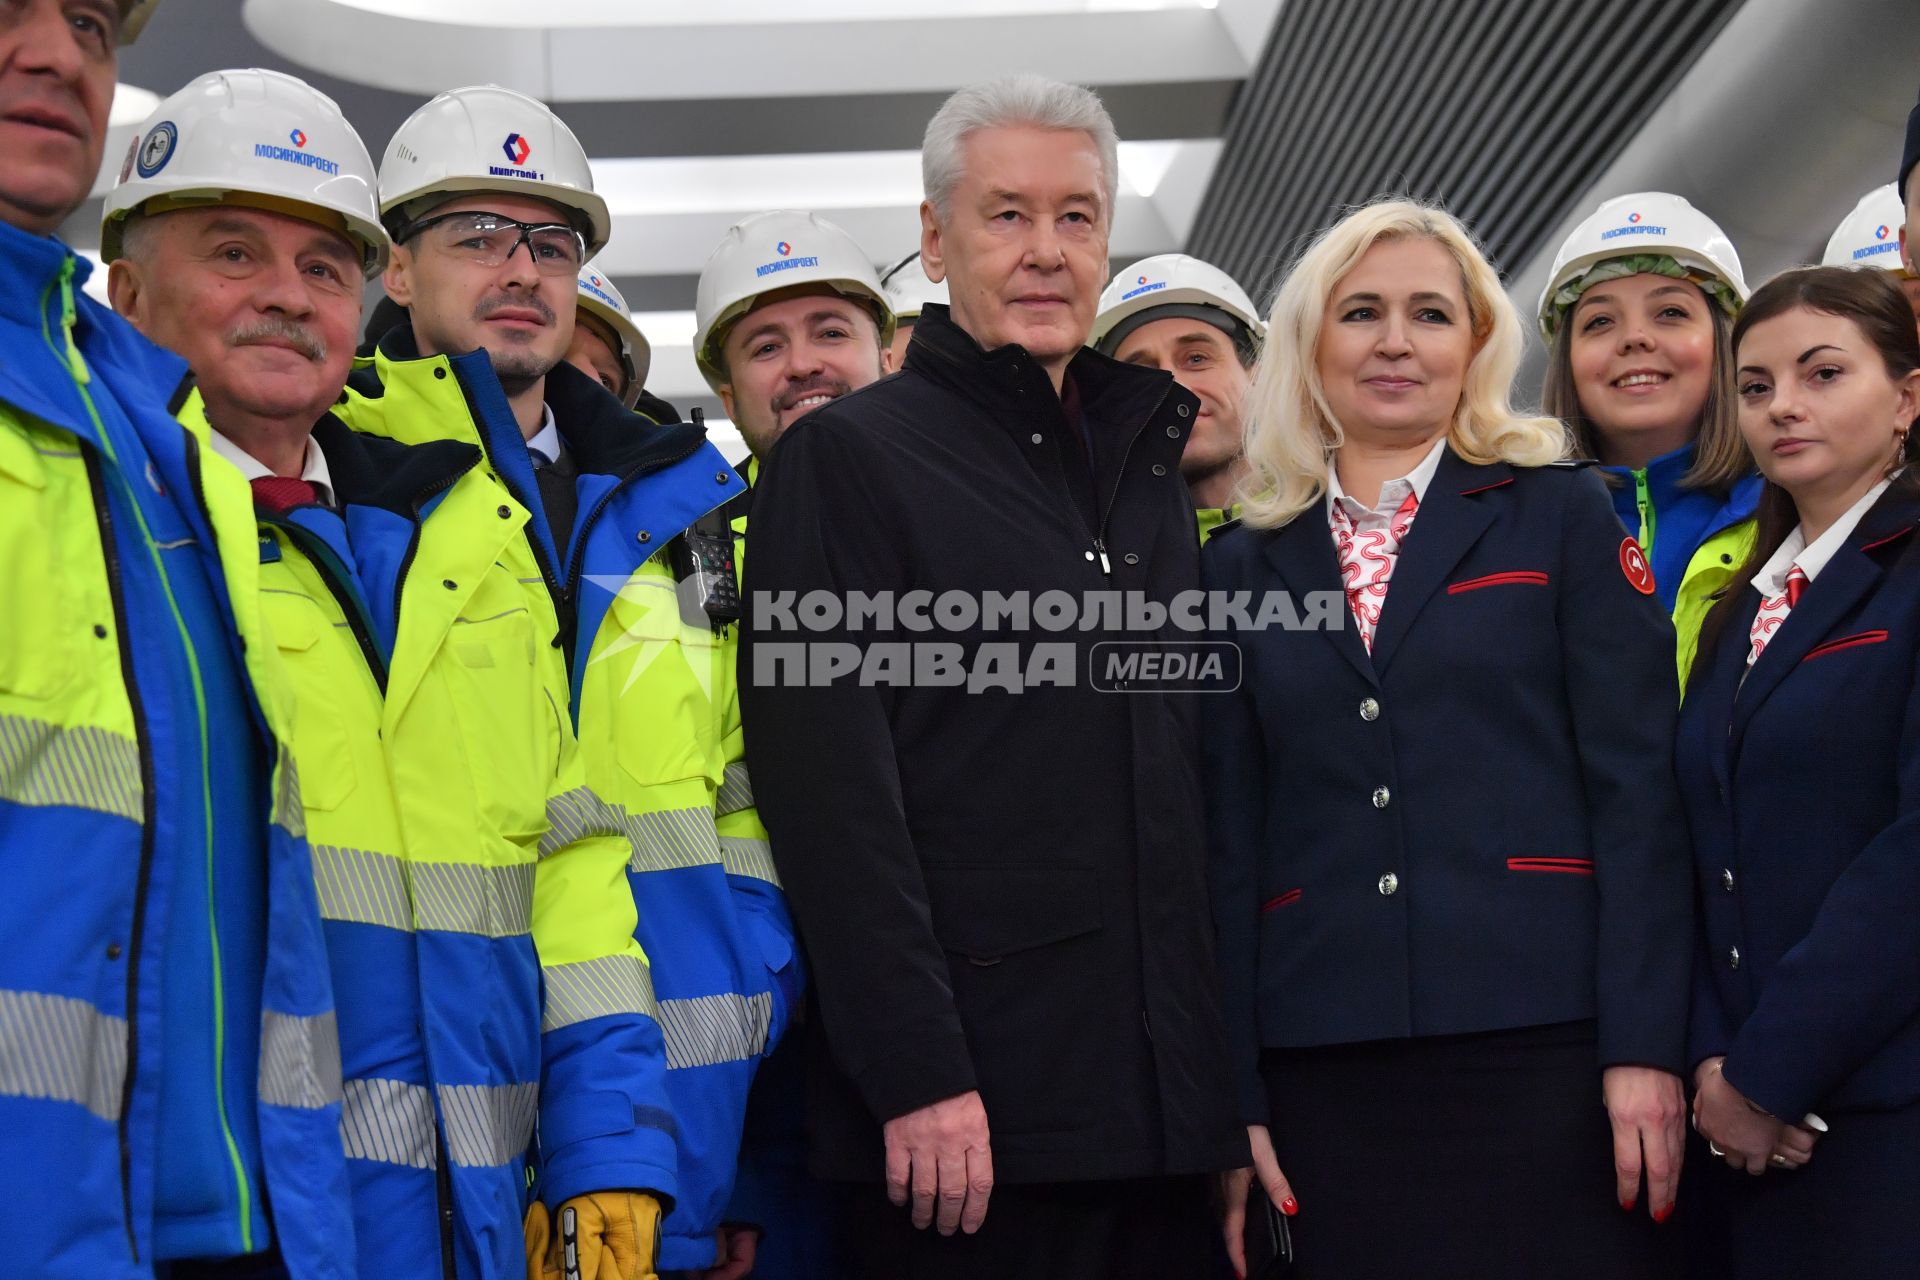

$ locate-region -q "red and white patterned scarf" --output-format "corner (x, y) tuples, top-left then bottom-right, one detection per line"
(1746, 565), (1808, 667)
(1330, 488), (1421, 652)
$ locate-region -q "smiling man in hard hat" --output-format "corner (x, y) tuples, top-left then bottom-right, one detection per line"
(0, 7), (360, 1279)
(694, 209), (895, 472)
(101, 66), (665, 1280)
(1092, 253), (1264, 543)
(357, 84), (785, 1280)
(687, 208), (897, 1280)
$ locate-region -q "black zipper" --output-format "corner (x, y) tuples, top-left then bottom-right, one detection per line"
(88, 449), (156, 1264)
(434, 1123), (456, 1279)
(268, 517), (390, 691)
(1052, 385), (1171, 578)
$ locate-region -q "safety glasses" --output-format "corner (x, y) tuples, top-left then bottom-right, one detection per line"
(401, 210), (585, 276)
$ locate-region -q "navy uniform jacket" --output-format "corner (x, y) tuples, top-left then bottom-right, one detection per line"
(1202, 448), (1693, 1121)
(1679, 481), (1920, 1123)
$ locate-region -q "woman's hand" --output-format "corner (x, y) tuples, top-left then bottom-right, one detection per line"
(1602, 1065), (1686, 1219)
(1692, 1057), (1798, 1175)
(1218, 1124), (1297, 1280)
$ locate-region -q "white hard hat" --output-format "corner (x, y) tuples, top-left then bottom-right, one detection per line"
(692, 209), (894, 391)
(119, 0), (161, 42)
(102, 68), (388, 277)
(1822, 184), (1911, 277)
(378, 85), (610, 258)
(1538, 192), (1748, 341)
(880, 251), (948, 322)
(576, 266), (650, 407)
(1091, 253), (1265, 356)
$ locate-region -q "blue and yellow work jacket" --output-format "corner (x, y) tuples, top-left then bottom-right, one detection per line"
(0, 226), (351, 1277)
(345, 330), (789, 1270)
(189, 395), (660, 1278)
(1600, 443), (1761, 685)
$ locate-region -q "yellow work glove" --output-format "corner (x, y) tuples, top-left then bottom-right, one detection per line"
(524, 1191), (663, 1280)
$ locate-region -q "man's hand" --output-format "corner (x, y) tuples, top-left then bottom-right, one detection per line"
(883, 1089), (993, 1235)
(1602, 1065), (1685, 1219)
(525, 1191), (663, 1280)
(1219, 1124), (1297, 1280)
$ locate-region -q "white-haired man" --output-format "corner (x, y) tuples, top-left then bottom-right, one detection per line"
(739, 75), (1245, 1278)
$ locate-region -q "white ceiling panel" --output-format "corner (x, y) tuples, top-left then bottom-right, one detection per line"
(245, 0), (1251, 101)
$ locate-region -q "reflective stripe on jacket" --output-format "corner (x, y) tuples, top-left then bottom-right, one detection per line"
(547, 364), (795, 1270)
(339, 331), (684, 1220)
(0, 228), (351, 1278)
(190, 393), (599, 1278)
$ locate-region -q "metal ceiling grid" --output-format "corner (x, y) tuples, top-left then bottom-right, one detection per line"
(1188, 0), (1748, 305)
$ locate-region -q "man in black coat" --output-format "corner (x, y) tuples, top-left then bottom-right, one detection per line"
(737, 73), (1247, 1279)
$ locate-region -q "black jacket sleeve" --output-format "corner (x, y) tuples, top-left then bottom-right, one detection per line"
(1556, 470), (1693, 1075)
(737, 416), (977, 1124)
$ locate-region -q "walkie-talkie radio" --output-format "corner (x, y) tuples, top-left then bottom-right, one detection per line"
(670, 408), (743, 631)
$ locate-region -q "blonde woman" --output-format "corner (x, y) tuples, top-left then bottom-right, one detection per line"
(1204, 199), (1689, 1279)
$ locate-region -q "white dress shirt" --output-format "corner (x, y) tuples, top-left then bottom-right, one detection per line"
(207, 428), (335, 507)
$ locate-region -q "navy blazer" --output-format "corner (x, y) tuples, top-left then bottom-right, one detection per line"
(1203, 448), (1693, 1122)
(1679, 481), (1920, 1122)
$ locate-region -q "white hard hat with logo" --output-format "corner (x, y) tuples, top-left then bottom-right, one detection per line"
(1822, 184), (1912, 277)
(1091, 253), (1265, 355)
(1537, 192), (1749, 341)
(378, 84), (610, 258)
(693, 210), (894, 392)
(576, 266), (650, 407)
(101, 67), (388, 277)
(880, 251), (949, 322)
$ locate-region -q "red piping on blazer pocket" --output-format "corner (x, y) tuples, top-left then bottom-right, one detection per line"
(1506, 857), (1594, 876)
(1802, 630), (1889, 661)
(1261, 889), (1303, 912)
(1447, 571), (1551, 595)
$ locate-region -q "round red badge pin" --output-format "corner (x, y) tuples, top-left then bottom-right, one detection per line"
(1619, 537), (1656, 595)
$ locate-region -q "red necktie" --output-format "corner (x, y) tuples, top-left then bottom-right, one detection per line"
(249, 475), (320, 514)
(1785, 566), (1808, 608)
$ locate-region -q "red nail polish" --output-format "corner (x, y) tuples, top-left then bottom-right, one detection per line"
(1621, 1198), (1636, 1213)
(1281, 1197), (1298, 1216)
(1653, 1206), (1672, 1224)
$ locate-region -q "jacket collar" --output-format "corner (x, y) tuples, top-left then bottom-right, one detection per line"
(902, 303), (1192, 437)
(0, 219), (76, 320)
(1260, 448), (1514, 685)
(311, 414), (482, 518)
(0, 221), (193, 446)
(364, 321), (710, 483)
(542, 357), (710, 482)
(1730, 479), (1920, 735)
